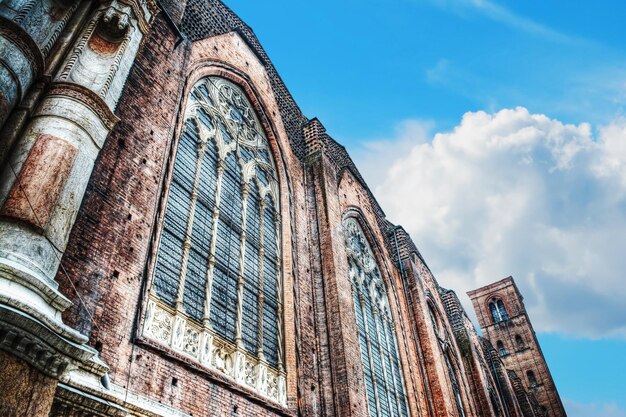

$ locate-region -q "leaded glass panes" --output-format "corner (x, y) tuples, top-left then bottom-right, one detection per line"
(148, 77), (284, 393)
(344, 218), (409, 417)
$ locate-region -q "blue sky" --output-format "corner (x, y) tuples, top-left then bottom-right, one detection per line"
(223, 1), (626, 414)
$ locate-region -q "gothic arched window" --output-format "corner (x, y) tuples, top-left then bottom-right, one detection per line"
(489, 299), (509, 323)
(497, 340), (507, 357)
(497, 300), (509, 321)
(344, 218), (409, 417)
(527, 370), (538, 387)
(143, 76), (285, 404)
(515, 334), (524, 349)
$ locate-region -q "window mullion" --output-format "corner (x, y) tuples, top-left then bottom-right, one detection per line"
(234, 182), (249, 347)
(273, 212), (284, 373)
(360, 290), (382, 417)
(203, 160), (225, 326)
(174, 140), (207, 311)
(382, 314), (404, 416)
(256, 198), (266, 360)
(373, 307), (397, 416)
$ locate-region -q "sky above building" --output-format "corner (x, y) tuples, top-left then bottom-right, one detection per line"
(223, 1), (626, 415)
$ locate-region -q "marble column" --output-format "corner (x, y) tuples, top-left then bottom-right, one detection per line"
(0, 0), (156, 397)
(0, 0), (81, 130)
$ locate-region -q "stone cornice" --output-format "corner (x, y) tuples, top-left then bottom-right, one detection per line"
(47, 82), (120, 130)
(104, 0), (158, 34)
(0, 303), (108, 380)
(0, 16), (45, 79)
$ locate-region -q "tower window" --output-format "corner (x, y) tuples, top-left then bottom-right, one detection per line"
(144, 76), (285, 404)
(515, 334), (524, 349)
(527, 370), (538, 387)
(345, 218), (409, 417)
(497, 340), (507, 357)
(489, 298), (509, 323)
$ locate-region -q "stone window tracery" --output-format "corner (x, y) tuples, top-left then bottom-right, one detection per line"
(344, 218), (409, 417)
(143, 76), (285, 404)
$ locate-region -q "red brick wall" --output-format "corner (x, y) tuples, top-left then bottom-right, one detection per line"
(468, 278), (566, 417)
(51, 8), (545, 417)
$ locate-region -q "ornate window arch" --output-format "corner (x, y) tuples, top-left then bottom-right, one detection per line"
(344, 217), (409, 417)
(143, 76), (285, 404)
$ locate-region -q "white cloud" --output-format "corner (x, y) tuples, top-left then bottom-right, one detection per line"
(565, 399), (626, 417)
(356, 107), (626, 338)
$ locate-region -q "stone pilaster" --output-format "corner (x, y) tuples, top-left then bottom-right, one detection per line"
(0, 0), (81, 129)
(0, 1), (157, 412)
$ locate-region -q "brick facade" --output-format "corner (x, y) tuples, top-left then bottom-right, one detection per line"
(468, 277), (567, 417)
(0, 1), (565, 416)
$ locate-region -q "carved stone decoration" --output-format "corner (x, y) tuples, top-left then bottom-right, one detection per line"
(0, 0), (81, 128)
(277, 374), (287, 405)
(144, 300), (173, 344)
(183, 76), (280, 209)
(172, 316), (186, 351)
(200, 332), (214, 366)
(96, 2), (132, 41)
(245, 360), (257, 387)
(266, 373), (278, 400)
(142, 297), (287, 404)
(344, 218), (383, 291)
(255, 362), (267, 392)
(183, 327), (200, 358)
(0, 0), (155, 391)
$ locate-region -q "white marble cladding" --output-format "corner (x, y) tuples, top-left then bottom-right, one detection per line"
(55, 0), (148, 110)
(143, 298), (287, 405)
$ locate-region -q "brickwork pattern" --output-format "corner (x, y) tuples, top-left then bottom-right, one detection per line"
(0, 1), (568, 417)
(469, 278), (567, 417)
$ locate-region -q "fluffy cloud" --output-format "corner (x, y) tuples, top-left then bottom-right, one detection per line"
(356, 107), (626, 338)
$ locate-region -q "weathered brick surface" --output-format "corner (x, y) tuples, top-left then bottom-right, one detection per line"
(468, 278), (567, 417)
(29, 2), (566, 417)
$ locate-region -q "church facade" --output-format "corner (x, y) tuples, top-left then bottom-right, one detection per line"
(0, 1), (565, 416)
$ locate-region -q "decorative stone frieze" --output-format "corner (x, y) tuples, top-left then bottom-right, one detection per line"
(143, 298), (288, 405)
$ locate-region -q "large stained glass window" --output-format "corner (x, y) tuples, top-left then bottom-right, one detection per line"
(344, 218), (409, 417)
(143, 76), (285, 404)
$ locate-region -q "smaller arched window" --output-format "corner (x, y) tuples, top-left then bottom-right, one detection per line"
(497, 341), (507, 357)
(428, 301), (443, 336)
(344, 218), (409, 417)
(527, 370), (538, 387)
(489, 299), (509, 323)
(515, 334), (524, 349)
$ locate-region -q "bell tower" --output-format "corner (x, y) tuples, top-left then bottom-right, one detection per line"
(468, 277), (567, 417)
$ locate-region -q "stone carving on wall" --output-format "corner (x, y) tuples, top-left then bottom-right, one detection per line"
(344, 217), (390, 316)
(143, 298), (287, 405)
